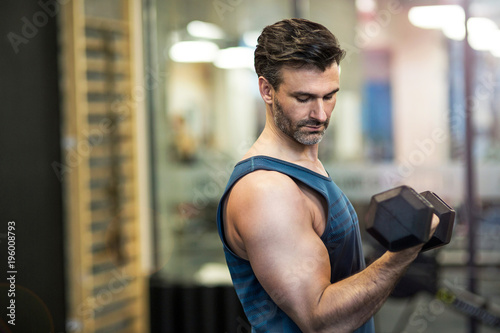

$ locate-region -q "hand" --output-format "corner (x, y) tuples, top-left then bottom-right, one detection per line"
(394, 214), (441, 260)
(429, 214), (440, 238)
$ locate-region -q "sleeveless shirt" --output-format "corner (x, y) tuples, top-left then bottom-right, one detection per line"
(216, 156), (375, 333)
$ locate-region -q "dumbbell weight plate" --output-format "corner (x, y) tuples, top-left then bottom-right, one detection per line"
(420, 191), (456, 251)
(366, 185), (434, 252)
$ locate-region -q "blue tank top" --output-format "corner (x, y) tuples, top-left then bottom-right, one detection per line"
(216, 156), (375, 333)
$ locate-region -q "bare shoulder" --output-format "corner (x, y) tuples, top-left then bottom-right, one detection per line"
(233, 169), (299, 192)
(224, 170), (310, 258)
(228, 170), (306, 220)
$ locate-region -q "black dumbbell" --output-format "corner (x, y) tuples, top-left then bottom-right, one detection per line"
(419, 191), (455, 251)
(365, 185), (455, 252)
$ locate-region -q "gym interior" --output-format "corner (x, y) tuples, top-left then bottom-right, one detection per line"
(1, 0), (500, 332)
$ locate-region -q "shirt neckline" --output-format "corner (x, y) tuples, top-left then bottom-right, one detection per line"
(236, 155), (332, 181)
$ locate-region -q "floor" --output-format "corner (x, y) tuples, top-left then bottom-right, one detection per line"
(373, 223), (500, 333)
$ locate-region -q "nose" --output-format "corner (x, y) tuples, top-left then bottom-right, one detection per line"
(310, 99), (328, 123)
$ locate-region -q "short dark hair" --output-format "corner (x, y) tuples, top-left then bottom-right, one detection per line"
(254, 18), (345, 90)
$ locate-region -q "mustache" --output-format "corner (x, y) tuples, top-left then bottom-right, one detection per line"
(297, 119), (329, 127)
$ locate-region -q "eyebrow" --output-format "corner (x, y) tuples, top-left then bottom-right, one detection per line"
(290, 88), (340, 98)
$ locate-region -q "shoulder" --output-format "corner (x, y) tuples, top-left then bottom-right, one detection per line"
(226, 170), (311, 239)
(237, 169), (297, 190)
(223, 170), (311, 259)
(229, 170), (305, 212)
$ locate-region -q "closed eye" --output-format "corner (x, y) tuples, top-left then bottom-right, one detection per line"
(292, 89), (339, 103)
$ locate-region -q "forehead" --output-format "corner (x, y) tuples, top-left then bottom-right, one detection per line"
(278, 63), (340, 94)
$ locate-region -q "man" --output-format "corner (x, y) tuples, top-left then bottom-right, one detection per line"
(216, 18), (438, 332)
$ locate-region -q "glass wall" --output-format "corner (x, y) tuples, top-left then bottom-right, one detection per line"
(144, 0), (500, 330)
(146, 0), (368, 284)
(145, 0), (296, 285)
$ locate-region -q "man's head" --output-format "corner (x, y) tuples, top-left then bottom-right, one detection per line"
(266, 64), (339, 146)
(254, 18), (345, 91)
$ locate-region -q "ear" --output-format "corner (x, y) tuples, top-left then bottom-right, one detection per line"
(258, 76), (274, 105)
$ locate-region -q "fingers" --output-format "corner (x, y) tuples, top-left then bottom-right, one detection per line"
(430, 214), (440, 236)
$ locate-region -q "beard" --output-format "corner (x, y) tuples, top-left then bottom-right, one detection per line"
(272, 97), (329, 145)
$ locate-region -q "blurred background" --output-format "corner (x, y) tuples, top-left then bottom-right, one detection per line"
(1, 0), (500, 332)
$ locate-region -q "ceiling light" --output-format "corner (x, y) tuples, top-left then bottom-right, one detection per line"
(408, 5), (464, 30)
(242, 31), (261, 48)
(490, 48), (500, 58)
(468, 30), (497, 51)
(467, 18), (499, 51)
(169, 41), (219, 63)
(409, 5), (500, 53)
(214, 47), (255, 70)
(356, 0), (376, 13)
(443, 23), (465, 41)
(467, 17), (498, 34)
(187, 20), (225, 39)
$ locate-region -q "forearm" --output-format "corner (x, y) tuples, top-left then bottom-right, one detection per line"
(309, 248), (420, 333)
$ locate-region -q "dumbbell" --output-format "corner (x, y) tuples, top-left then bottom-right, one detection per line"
(365, 185), (455, 252)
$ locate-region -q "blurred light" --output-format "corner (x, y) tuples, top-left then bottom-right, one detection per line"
(187, 20), (225, 39)
(408, 5), (464, 29)
(467, 17), (499, 51)
(468, 18), (500, 54)
(169, 41), (219, 63)
(242, 31), (261, 47)
(409, 5), (500, 56)
(356, 0), (376, 13)
(214, 47), (255, 70)
(490, 47), (500, 58)
(468, 17), (498, 34)
(468, 30), (498, 51)
(443, 22), (465, 41)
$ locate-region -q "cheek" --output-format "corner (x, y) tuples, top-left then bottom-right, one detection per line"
(331, 96), (338, 107)
(326, 99), (337, 115)
(282, 101), (307, 117)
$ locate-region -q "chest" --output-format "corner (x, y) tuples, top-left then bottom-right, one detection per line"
(298, 180), (359, 241)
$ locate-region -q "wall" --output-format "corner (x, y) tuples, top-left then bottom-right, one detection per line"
(0, 0), (66, 331)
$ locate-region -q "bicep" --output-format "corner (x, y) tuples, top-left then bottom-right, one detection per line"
(247, 224), (331, 318)
(230, 176), (332, 328)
